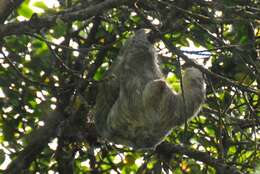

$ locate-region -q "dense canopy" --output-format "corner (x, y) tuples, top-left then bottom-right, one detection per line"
(0, 0), (259, 173)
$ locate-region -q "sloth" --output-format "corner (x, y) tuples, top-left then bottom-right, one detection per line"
(94, 29), (206, 149)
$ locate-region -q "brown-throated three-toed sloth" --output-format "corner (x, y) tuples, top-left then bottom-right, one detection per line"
(94, 29), (205, 149)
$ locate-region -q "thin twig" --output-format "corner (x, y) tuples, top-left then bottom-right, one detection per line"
(134, 6), (259, 94)
(0, 49), (54, 88)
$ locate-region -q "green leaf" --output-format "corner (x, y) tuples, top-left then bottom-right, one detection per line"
(164, 33), (171, 39)
(180, 37), (189, 47)
(130, 15), (141, 23)
(17, 1), (34, 18)
(172, 32), (182, 39)
(33, 1), (49, 10)
(239, 36), (248, 44)
(52, 18), (67, 37)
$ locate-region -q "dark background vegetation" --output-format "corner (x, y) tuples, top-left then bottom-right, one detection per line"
(0, 0), (259, 173)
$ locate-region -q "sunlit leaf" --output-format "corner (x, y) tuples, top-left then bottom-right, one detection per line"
(33, 1), (49, 10)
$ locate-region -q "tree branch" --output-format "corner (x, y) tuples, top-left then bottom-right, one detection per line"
(4, 21), (110, 172)
(134, 6), (259, 95)
(5, 111), (63, 174)
(0, 0), (130, 38)
(156, 142), (243, 174)
(0, 0), (24, 23)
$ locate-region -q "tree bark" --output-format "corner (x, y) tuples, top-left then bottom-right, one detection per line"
(0, 0), (24, 23)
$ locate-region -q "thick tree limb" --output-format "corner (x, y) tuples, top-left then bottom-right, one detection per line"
(0, 0), (130, 38)
(4, 1), (126, 172)
(156, 142), (243, 174)
(0, 0), (24, 23)
(5, 111), (63, 174)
